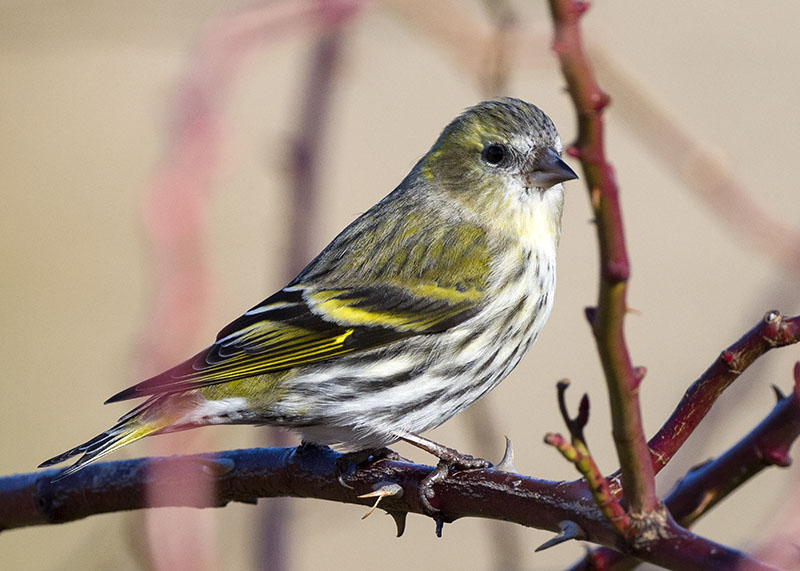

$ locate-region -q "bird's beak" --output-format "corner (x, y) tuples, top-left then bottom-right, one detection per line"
(527, 147), (579, 189)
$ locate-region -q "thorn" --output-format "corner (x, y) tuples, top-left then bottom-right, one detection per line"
(535, 520), (586, 552)
(387, 510), (407, 537)
(237, 497), (259, 505)
(566, 144), (582, 159)
(590, 90), (611, 112)
(626, 306), (642, 316)
(764, 310), (781, 324)
(193, 457), (235, 477)
(773, 384), (786, 401)
(337, 474), (355, 490)
(584, 306), (597, 326)
(496, 436), (516, 473)
(434, 514), (445, 538)
(763, 447), (792, 468)
(633, 366), (647, 389)
(358, 482), (403, 520)
(572, 1), (591, 17)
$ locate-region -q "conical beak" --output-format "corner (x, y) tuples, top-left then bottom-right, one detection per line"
(527, 147), (579, 189)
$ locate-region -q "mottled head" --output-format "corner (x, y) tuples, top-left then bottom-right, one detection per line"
(420, 98), (577, 221)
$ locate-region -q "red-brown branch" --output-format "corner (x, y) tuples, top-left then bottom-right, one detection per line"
(548, 0), (657, 514)
(0, 446), (773, 570)
(570, 362), (800, 570)
(648, 312), (800, 473)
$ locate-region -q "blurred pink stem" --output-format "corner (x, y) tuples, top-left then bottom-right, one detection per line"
(137, 1), (363, 570)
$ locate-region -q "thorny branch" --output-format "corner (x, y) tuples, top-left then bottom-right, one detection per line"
(647, 311), (800, 475)
(548, 0), (657, 515)
(570, 363), (800, 571)
(548, 0), (799, 568)
(0, 442), (780, 570)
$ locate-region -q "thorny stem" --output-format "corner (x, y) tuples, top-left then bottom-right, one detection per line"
(0, 447), (773, 570)
(548, 0), (657, 514)
(647, 312), (800, 474)
(570, 362), (800, 570)
(592, 311), (800, 498)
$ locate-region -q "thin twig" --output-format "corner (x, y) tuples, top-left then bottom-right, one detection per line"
(546, 382), (630, 536)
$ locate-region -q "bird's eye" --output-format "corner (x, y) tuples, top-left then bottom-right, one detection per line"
(481, 144), (507, 166)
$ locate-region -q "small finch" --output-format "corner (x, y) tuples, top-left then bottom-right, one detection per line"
(41, 98), (577, 480)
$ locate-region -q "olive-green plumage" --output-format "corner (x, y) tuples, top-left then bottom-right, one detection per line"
(40, 98), (577, 478)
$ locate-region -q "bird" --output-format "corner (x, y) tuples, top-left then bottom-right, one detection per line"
(40, 97), (577, 482)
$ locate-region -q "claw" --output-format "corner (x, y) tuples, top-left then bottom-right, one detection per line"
(418, 460), (451, 514)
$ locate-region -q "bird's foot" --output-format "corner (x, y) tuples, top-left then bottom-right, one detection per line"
(417, 454), (490, 516)
(395, 432), (491, 517)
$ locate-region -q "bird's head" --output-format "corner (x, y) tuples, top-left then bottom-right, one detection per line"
(419, 98), (578, 224)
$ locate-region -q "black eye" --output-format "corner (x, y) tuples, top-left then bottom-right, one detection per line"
(481, 143), (507, 166)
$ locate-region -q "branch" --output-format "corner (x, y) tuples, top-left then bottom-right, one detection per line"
(570, 362), (800, 570)
(1, 447), (590, 535)
(594, 311), (800, 498)
(262, 3), (358, 567)
(548, 0), (657, 514)
(0, 446), (773, 570)
(648, 311), (800, 473)
(286, 0), (357, 276)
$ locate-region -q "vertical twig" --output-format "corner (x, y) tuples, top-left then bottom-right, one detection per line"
(548, 0), (657, 515)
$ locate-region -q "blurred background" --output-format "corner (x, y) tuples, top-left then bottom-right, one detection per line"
(2, 1), (799, 569)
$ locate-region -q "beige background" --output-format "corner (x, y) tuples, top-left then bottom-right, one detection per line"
(2, 1), (799, 570)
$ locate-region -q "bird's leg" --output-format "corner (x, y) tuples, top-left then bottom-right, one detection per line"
(396, 432), (491, 514)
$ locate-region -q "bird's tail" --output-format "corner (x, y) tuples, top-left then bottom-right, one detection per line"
(38, 399), (173, 480)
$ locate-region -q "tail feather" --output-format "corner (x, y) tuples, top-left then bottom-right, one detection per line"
(39, 417), (167, 481)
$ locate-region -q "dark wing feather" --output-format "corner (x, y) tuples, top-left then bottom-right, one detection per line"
(105, 282), (481, 403)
